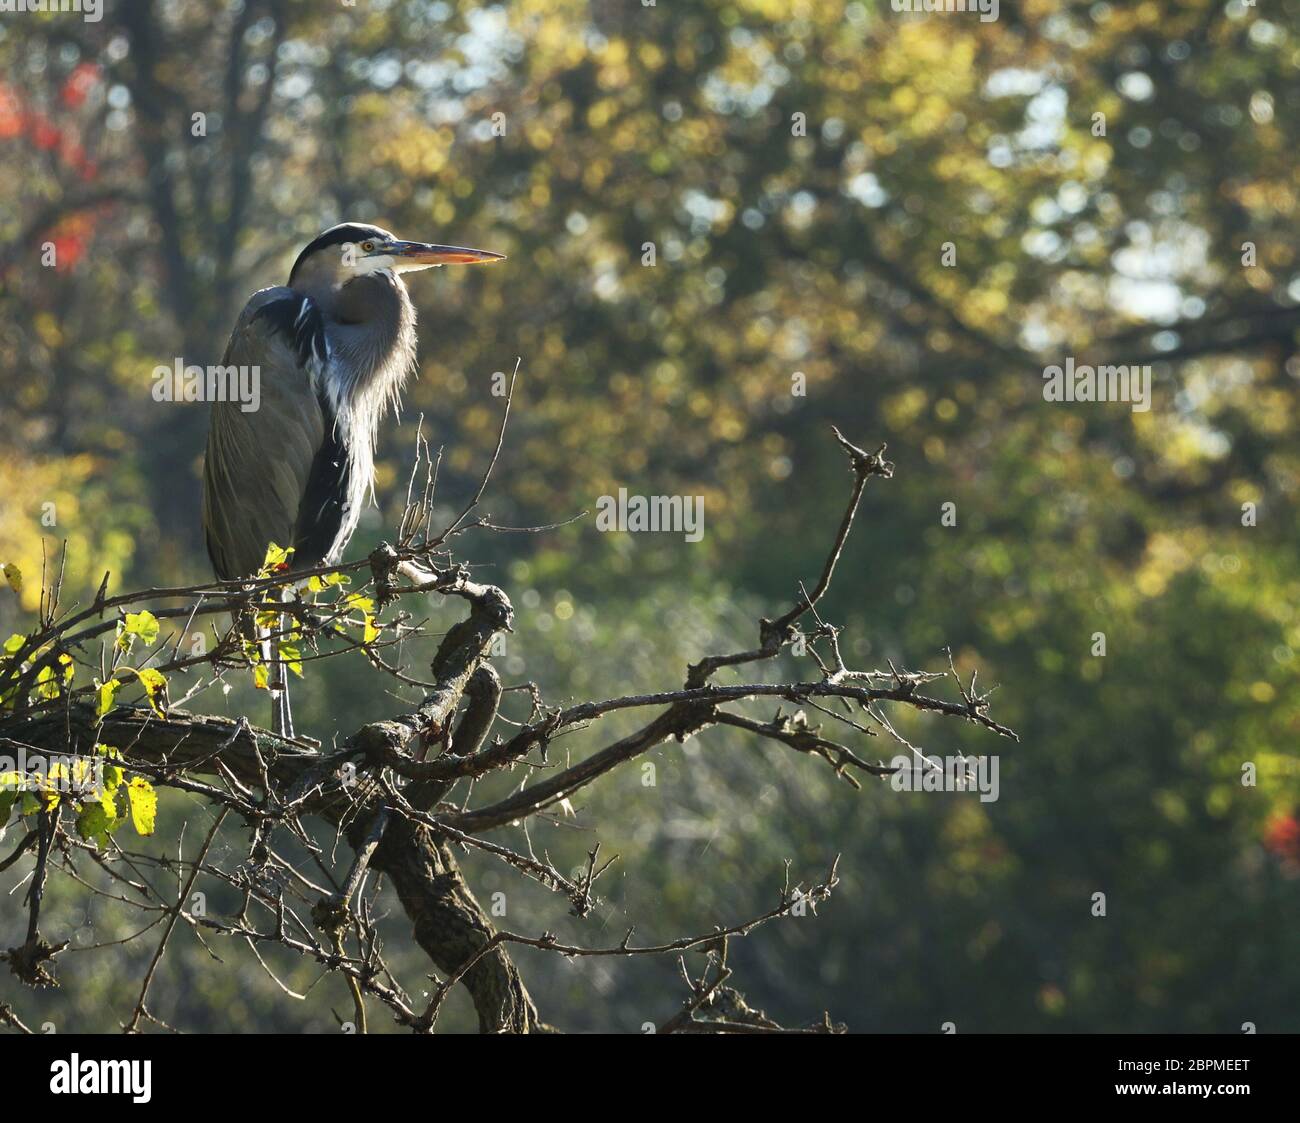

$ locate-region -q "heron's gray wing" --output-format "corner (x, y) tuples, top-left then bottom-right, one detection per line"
(202, 287), (347, 579)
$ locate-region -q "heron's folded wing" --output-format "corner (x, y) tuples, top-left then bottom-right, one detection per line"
(202, 288), (340, 579)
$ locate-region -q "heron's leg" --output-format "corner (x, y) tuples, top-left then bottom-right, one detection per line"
(270, 660), (292, 738)
(269, 600), (295, 740)
(277, 640), (295, 739)
(257, 623), (283, 738)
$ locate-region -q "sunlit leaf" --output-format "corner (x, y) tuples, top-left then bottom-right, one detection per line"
(308, 571), (349, 592)
(279, 643), (303, 677)
(95, 676), (122, 717)
(126, 776), (157, 836)
(117, 610), (160, 651)
(134, 667), (168, 716)
(259, 542), (294, 575)
(76, 799), (120, 849)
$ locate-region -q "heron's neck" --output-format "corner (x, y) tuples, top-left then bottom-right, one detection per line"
(320, 270), (417, 435)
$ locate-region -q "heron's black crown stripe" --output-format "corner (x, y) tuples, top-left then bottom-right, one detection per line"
(288, 222), (394, 284)
(252, 294), (330, 369)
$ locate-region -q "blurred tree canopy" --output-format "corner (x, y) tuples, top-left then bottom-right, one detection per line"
(1, 0), (1298, 1031)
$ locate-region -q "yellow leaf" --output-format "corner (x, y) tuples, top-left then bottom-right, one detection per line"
(136, 667), (166, 691)
(126, 777), (157, 835)
(1, 563), (21, 595)
(260, 542), (294, 574)
(134, 667), (168, 716)
(308, 572), (348, 592)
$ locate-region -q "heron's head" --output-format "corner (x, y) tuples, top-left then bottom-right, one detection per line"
(288, 222), (505, 291)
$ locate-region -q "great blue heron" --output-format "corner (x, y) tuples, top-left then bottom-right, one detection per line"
(201, 222), (504, 737)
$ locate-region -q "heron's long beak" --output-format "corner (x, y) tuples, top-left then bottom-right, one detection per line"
(388, 241), (506, 268)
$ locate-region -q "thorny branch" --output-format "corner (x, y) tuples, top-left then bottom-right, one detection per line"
(0, 400), (1015, 1033)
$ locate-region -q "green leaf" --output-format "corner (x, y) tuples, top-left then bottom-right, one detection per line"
(95, 676), (122, 717)
(34, 654), (72, 700)
(76, 800), (120, 849)
(118, 610), (160, 651)
(126, 777), (157, 836)
(279, 643), (303, 677)
(93, 744), (124, 793)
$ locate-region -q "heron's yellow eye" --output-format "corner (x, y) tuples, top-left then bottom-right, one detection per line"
(361, 240), (375, 253)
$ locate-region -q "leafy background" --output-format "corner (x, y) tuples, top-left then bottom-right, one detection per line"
(1, 0), (1298, 1032)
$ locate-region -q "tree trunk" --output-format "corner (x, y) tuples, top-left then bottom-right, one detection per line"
(363, 815), (542, 1033)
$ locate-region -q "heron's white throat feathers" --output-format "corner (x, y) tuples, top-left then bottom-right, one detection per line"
(301, 269), (418, 516)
